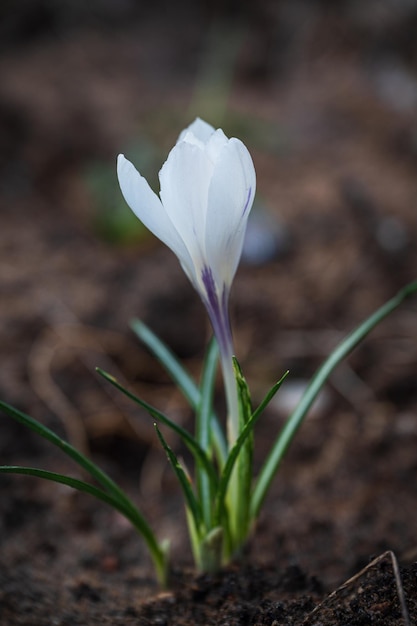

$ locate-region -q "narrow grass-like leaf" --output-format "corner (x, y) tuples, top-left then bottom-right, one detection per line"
(0, 465), (167, 584)
(199, 526), (224, 574)
(196, 338), (219, 452)
(96, 368), (218, 490)
(251, 371), (290, 422)
(196, 338), (218, 528)
(131, 319), (199, 408)
(154, 423), (204, 536)
(0, 466), (133, 512)
(185, 502), (203, 570)
(0, 401), (135, 514)
(252, 279), (417, 519)
(215, 371), (289, 528)
(131, 319), (227, 464)
(232, 357), (253, 546)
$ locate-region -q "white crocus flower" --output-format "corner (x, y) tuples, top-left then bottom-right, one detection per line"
(117, 118), (256, 443)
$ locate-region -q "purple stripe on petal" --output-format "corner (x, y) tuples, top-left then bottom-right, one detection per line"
(201, 265), (218, 313)
(201, 266), (232, 356)
(242, 186), (253, 217)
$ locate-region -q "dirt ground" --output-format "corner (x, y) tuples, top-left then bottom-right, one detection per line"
(1, 2), (417, 624)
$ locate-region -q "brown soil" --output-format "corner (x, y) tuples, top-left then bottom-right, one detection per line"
(1, 3), (417, 624)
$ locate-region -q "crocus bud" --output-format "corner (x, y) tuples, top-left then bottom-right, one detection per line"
(117, 118), (256, 441)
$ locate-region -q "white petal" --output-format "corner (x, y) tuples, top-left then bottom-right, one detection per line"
(177, 118), (215, 144)
(206, 129), (229, 163)
(117, 154), (193, 269)
(205, 138), (256, 285)
(180, 131), (205, 150)
(159, 141), (214, 262)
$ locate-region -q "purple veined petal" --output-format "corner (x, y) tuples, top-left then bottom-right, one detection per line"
(177, 118), (215, 144)
(204, 138), (256, 286)
(117, 155), (194, 273)
(118, 120), (256, 447)
(201, 265), (232, 355)
(200, 263), (239, 443)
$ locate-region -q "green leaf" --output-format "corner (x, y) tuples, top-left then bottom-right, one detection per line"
(199, 526), (224, 574)
(231, 357), (253, 545)
(251, 372), (290, 423)
(0, 465), (168, 585)
(234, 358), (252, 428)
(154, 423), (204, 536)
(197, 338), (219, 451)
(131, 319), (227, 465)
(96, 368), (218, 491)
(0, 401), (133, 512)
(215, 371), (289, 528)
(252, 278), (417, 519)
(0, 465), (128, 511)
(196, 338), (219, 529)
(131, 319), (199, 408)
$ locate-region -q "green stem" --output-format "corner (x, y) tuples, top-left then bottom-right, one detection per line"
(251, 279), (417, 520)
(220, 346), (239, 446)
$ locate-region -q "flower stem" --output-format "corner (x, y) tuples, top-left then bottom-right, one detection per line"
(220, 343), (239, 446)
(205, 296), (239, 446)
(200, 268), (240, 446)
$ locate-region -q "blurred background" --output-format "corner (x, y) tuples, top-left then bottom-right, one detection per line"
(1, 0), (417, 587)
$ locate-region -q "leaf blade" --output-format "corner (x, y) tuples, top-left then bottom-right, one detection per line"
(215, 371), (289, 528)
(96, 368), (218, 491)
(252, 279), (417, 519)
(154, 423), (204, 537)
(131, 319), (227, 464)
(196, 338), (219, 529)
(0, 401), (133, 511)
(0, 465), (167, 583)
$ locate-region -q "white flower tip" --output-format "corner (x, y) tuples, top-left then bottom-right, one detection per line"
(117, 154), (137, 185)
(117, 153), (126, 173)
(178, 118), (215, 145)
(116, 154), (144, 205)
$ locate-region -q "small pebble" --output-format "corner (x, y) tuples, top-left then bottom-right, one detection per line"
(272, 379), (330, 418)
